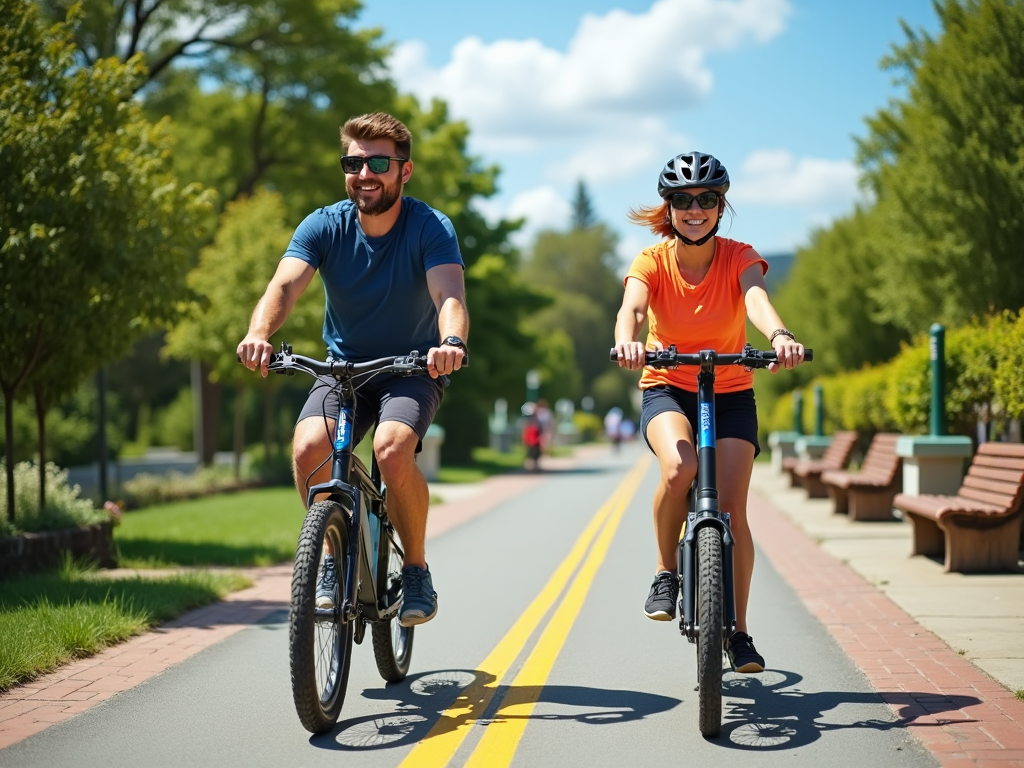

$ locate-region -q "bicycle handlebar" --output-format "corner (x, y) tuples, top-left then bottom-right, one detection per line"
(608, 344), (813, 369)
(240, 342), (467, 379)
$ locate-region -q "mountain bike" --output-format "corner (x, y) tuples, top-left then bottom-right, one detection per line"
(263, 343), (453, 734)
(610, 344), (811, 738)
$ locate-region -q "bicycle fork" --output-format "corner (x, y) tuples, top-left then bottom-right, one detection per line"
(678, 491), (738, 644)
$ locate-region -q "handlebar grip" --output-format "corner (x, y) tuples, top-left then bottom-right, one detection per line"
(609, 348), (618, 362)
(804, 349), (813, 362)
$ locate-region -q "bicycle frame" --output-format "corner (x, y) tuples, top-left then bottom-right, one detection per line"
(305, 382), (402, 627)
(678, 350), (737, 644)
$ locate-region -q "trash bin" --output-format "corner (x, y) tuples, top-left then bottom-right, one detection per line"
(417, 423), (445, 481)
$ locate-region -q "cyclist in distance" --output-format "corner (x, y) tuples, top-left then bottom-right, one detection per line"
(612, 152), (805, 673)
(237, 112), (468, 628)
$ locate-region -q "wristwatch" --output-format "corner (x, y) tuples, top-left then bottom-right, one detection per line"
(441, 335), (467, 351)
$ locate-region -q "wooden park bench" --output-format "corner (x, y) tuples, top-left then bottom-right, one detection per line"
(821, 433), (902, 520)
(893, 442), (1024, 573)
(790, 431), (859, 498)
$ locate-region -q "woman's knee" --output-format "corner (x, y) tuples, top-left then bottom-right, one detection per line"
(660, 454), (697, 498)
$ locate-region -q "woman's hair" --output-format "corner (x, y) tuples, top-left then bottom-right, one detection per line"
(340, 112), (412, 159)
(627, 198), (734, 239)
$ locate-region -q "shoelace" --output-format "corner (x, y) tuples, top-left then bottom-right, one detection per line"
(651, 574), (676, 599)
(319, 557), (335, 585)
(403, 569), (433, 600)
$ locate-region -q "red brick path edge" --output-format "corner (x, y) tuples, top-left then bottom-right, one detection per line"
(749, 491), (1024, 767)
(0, 564), (292, 750)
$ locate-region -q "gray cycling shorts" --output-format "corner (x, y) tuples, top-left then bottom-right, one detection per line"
(296, 372), (445, 452)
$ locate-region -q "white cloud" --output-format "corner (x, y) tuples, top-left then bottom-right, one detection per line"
(498, 186), (573, 247)
(389, 0), (791, 148)
(546, 118), (690, 186)
(729, 149), (860, 206)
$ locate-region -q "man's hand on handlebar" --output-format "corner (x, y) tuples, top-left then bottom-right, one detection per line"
(426, 343), (465, 378)
(237, 335), (275, 378)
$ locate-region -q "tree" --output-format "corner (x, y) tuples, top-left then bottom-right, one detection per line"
(858, 0), (1024, 333)
(571, 180), (597, 230)
(0, 0), (212, 518)
(164, 189), (322, 474)
(522, 224), (624, 396)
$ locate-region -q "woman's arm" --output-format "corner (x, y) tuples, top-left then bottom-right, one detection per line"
(739, 262), (804, 370)
(613, 277), (651, 371)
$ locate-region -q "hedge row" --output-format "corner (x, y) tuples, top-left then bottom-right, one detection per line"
(767, 310), (1024, 438)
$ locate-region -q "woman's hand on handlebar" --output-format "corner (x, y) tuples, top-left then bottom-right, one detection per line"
(769, 335), (806, 374)
(426, 343), (465, 378)
(613, 340), (651, 371)
(237, 335), (275, 378)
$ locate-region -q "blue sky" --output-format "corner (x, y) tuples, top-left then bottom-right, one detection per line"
(356, 0), (940, 262)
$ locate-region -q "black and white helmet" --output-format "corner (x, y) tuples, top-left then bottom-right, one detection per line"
(658, 152), (730, 198)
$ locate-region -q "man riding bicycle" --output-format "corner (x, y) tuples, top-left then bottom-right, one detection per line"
(237, 112), (468, 628)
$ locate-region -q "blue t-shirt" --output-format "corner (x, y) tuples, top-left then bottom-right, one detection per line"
(284, 197), (464, 361)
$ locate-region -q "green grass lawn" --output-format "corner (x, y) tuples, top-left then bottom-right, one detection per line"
(0, 561), (249, 692)
(115, 487), (306, 569)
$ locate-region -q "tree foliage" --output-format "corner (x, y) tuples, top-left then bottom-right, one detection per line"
(1, 0), (212, 516)
(522, 224), (624, 396)
(858, 0), (1024, 332)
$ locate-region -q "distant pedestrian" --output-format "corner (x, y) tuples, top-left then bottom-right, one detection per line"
(604, 407), (624, 452)
(522, 415), (543, 472)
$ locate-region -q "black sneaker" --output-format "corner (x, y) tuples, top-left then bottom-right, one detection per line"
(644, 572), (679, 621)
(399, 565), (438, 627)
(315, 554), (337, 609)
(727, 631), (766, 673)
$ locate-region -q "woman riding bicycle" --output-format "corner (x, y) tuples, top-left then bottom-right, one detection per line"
(612, 151), (805, 673)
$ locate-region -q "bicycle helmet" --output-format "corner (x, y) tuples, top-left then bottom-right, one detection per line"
(658, 152), (730, 197)
(658, 151), (730, 246)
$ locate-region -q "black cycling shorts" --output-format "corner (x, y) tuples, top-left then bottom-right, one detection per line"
(639, 386), (760, 457)
(297, 372), (445, 453)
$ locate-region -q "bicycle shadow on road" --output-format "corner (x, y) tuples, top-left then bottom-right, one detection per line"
(309, 668), (680, 751)
(715, 669), (980, 750)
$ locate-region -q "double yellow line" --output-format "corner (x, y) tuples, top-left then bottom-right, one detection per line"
(399, 453), (651, 768)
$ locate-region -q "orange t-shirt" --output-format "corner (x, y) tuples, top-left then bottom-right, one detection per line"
(625, 237), (768, 393)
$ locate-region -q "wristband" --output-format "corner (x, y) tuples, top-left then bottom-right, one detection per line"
(769, 328), (795, 344)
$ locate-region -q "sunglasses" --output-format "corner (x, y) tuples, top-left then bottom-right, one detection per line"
(668, 191), (721, 210)
(340, 155), (406, 174)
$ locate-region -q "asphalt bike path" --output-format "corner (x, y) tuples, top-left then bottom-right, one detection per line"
(1, 445), (934, 767)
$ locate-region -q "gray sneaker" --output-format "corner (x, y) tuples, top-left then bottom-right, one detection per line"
(315, 554), (337, 609)
(644, 571), (678, 621)
(399, 564), (438, 627)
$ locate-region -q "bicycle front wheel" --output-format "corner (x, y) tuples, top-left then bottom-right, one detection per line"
(290, 500), (354, 734)
(696, 524), (724, 738)
(371, 528), (414, 682)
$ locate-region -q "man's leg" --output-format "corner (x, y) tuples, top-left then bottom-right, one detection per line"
(372, 420), (428, 567)
(293, 416), (335, 507)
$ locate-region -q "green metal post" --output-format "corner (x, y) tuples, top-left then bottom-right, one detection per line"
(930, 323), (945, 436)
(813, 384), (824, 437)
(792, 390), (804, 436)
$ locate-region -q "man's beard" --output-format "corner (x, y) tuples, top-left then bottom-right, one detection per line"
(349, 177), (402, 216)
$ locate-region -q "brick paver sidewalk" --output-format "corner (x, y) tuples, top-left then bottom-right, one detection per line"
(750, 491), (1024, 767)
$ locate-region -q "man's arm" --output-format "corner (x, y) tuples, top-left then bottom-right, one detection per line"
(237, 257), (317, 377)
(425, 262), (468, 378)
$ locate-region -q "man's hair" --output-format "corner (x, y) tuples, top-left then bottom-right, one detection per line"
(340, 113), (412, 159)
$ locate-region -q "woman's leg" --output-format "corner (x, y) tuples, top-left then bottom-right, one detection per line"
(715, 437), (756, 632)
(644, 412), (698, 573)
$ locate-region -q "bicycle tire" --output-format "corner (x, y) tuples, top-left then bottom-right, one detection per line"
(290, 500), (354, 734)
(696, 524), (724, 738)
(371, 529), (414, 682)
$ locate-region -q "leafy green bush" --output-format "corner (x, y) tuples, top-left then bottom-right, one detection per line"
(0, 462), (104, 536)
(246, 443), (293, 486)
(121, 465), (250, 509)
(994, 311), (1024, 421)
(572, 412), (603, 443)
